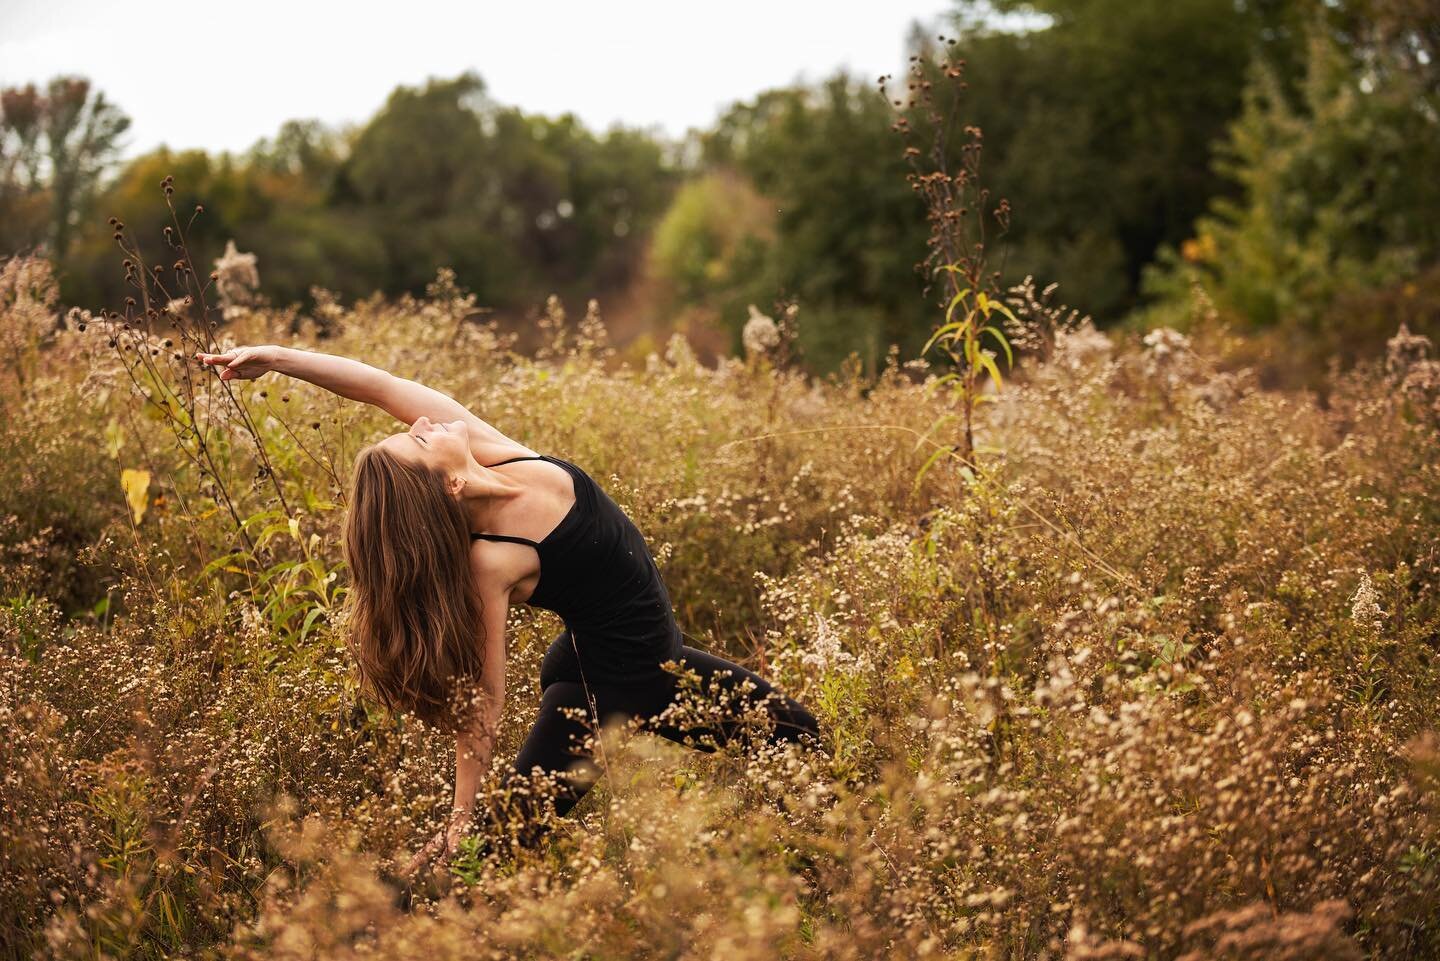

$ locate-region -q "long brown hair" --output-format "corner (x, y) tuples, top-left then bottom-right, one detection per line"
(344, 445), (485, 731)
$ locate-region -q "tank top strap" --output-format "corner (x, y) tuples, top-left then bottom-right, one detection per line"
(471, 531), (542, 548)
(473, 453), (548, 548)
(483, 453), (547, 468)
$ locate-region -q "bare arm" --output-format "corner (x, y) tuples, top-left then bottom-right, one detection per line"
(196, 344), (511, 443)
(401, 572), (511, 878)
(268, 348), (388, 403)
(452, 581), (510, 816)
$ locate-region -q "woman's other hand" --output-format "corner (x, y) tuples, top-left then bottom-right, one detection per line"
(399, 808), (473, 881)
(196, 345), (283, 381)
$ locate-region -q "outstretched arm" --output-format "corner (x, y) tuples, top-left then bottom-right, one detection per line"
(196, 344), (510, 443)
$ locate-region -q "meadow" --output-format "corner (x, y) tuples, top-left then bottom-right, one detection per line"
(2, 241), (1438, 960)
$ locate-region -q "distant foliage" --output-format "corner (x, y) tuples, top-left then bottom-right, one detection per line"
(0, 77), (130, 263)
(701, 74), (925, 374)
(1141, 13), (1440, 386)
(58, 73), (676, 320)
(648, 170), (776, 348)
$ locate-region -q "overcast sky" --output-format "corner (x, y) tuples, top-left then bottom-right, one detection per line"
(1, 0), (956, 159)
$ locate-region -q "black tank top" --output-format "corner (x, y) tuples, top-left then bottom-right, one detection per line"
(471, 454), (683, 684)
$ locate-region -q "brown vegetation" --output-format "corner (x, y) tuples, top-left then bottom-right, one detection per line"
(1, 243), (1438, 958)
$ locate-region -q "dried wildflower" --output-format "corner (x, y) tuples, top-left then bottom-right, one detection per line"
(1141, 326), (1198, 390)
(798, 612), (861, 674)
(63, 307), (93, 332)
(1385, 321), (1432, 382)
(663, 331), (698, 370)
(0, 256), (57, 353)
(742, 304), (780, 356)
(1348, 571), (1386, 633)
(3, 255), (1437, 960)
(1051, 318), (1113, 371)
(1005, 274), (1093, 360)
(212, 238), (260, 309)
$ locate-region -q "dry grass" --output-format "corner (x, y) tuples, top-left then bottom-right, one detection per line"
(2, 256), (1438, 959)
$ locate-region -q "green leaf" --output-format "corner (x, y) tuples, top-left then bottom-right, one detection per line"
(922, 318), (970, 356)
(989, 300), (1020, 324)
(255, 520), (293, 547)
(301, 606), (328, 641)
(921, 372), (961, 398)
(976, 350), (1004, 391)
(912, 413), (958, 451)
(200, 552), (246, 579)
(981, 325), (1014, 367)
(943, 287), (973, 326)
(911, 445), (952, 496)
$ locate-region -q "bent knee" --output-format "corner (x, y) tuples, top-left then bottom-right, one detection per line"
(771, 698), (821, 746)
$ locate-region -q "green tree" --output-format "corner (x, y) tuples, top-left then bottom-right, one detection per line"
(1141, 19), (1440, 377)
(704, 73), (926, 372)
(0, 77), (130, 263)
(945, 0), (1267, 317)
(334, 72), (675, 311)
(335, 72), (511, 298)
(649, 169), (777, 339)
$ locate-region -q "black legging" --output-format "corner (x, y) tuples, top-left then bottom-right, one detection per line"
(495, 629), (822, 825)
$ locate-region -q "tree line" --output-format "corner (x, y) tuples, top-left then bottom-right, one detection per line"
(3, 0), (1436, 377)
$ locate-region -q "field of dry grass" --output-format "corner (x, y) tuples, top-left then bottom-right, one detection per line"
(2, 255), (1439, 959)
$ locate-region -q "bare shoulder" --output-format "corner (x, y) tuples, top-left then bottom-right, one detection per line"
(468, 536), (535, 606)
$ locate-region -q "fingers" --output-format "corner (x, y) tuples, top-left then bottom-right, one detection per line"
(399, 854), (426, 880)
(194, 348), (260, 381)
(399, 828), (449, 880)
(399, 845), (435, 880)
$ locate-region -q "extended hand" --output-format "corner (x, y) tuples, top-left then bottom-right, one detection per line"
(196, 345), (282, 381)
(399, 809), (473, 881)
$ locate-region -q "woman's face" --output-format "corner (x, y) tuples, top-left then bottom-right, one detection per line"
(377, 416), (475, 479)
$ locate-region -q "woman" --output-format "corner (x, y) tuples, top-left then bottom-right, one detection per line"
(197, 344), (821, 873)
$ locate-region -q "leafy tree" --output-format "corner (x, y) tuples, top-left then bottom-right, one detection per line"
(649, 169), (777, 340)
(483, 108), (675, 301)
(334, 72), (675, 311)
(679, 0), (1293, 372)
(703, 73), (927, 372)
(1141, 18), (1440, 380)
(0, 77), (130, 263)
(334, 72), (510, 299)
(944, 0), (1268, 317)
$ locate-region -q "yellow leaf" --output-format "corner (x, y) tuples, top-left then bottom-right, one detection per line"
(120, 469), (151, 525)
(104, 419), (125, 460)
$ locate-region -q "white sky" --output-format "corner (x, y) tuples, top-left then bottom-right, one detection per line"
(1, 0), (955, 160)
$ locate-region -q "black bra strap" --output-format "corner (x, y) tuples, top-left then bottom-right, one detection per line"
(483, 453), (546, 468)
(471, 531), (541, 548)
